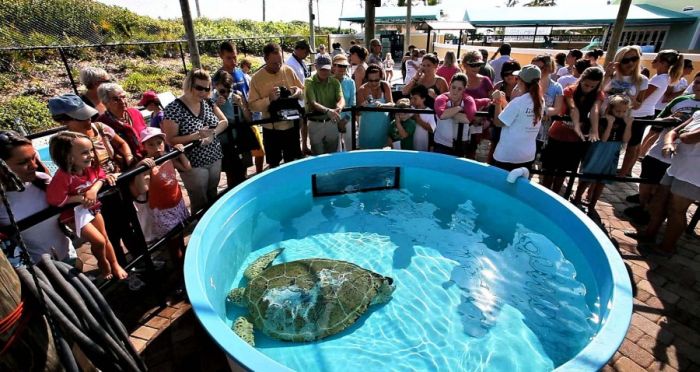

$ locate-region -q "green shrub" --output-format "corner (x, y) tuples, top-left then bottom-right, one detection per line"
(122, 71), (179, 96)
(0, 96), (56, 134)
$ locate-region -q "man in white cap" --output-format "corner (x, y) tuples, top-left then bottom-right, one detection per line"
(304, 55), (345, 155)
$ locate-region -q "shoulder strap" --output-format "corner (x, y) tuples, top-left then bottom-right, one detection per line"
(93, 122), (115, 159)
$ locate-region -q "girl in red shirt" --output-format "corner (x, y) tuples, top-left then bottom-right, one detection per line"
(46, 131), (126, 280)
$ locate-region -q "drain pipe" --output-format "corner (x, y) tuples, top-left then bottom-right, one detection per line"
(506, 167), (530, 184)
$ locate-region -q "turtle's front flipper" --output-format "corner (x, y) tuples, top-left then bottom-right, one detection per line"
(233, 316), (255, 346)
(244, 248), (284, 280)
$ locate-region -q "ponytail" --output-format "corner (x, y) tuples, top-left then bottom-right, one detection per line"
(668, 53), (685, 85)
(525, 79), (543, 124)
(657, 49), (684, 85)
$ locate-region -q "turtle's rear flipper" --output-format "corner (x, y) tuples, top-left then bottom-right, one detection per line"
(233, 317), (255, 346)
(244, 248), (284, 280)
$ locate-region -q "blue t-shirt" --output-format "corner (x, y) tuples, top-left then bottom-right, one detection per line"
(544, 79), (563, 108)
(217, 67), (250, 99)
(149, 111), (164, 128)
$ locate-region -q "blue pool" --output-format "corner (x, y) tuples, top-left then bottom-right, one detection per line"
(184, 151), (632, 371)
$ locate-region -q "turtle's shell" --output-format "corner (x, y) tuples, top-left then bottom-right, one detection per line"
(243, 258), (386, 342)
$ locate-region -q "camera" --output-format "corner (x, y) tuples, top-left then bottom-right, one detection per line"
(278, 86), (292, 99)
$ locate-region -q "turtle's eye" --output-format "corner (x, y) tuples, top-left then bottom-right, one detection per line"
(386, 277), (394, 285)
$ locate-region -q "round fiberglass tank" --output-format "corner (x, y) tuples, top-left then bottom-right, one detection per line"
(184, 151), (632, 371)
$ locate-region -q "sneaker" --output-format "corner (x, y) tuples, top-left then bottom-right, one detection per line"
(625, 194), (641, 203)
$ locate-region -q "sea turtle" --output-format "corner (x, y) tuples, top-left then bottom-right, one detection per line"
(227, 248), (395, 346)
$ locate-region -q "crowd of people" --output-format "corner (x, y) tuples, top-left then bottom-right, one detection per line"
(0, 39), (698, 283)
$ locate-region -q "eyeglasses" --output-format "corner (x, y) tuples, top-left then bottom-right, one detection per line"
(620, 56), (640, 64)
(193, 84), (211, 92)
(110, 94), (127, 102)
(467, 62), (484, 68)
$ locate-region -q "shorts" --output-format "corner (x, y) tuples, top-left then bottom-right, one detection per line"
(629, 115), (655, 146)
(640, 156), (671, 184)
(540, 138), (590, 172)
(660, 173), (700, 202)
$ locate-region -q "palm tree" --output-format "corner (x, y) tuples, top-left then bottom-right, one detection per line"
(505, 0), (519, 6)
(263, 0), (266, 21)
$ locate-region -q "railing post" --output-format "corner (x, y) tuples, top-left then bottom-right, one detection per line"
(178, 42), (188, 75)
(351, 107), (357, 151)
(58, 47), (79, 95)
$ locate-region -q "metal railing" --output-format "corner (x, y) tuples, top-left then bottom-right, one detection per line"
(3, 104), (696, 298)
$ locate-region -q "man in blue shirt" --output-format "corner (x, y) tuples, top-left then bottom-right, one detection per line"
(218, 41), (249, 99)
(332, 54), (356, 150)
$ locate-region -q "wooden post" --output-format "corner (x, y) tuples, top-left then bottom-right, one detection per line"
(426, 29), (431, 53)
(309, 0), (316, 52)
(404, 0), (412, 53)
(365, 1), (376, 48)
(179, 0), (201, 69)
(604, 0), (633, 67)
(0, 251), (60, 371)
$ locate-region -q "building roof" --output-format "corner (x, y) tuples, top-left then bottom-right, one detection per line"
(339, 6), (441, 24)
(416, 21), (475, 31)
(464, 4), (697, 27)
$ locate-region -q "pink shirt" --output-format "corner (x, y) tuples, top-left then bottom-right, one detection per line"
(434, 93), (490, 122)
(436, 65), (460, 85)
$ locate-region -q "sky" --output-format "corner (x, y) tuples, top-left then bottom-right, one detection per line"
(97, 0), (610, 28)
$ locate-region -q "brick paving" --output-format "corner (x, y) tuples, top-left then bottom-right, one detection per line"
(88, 144), (700, 371)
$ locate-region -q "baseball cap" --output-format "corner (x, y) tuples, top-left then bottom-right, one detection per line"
(140, 127), (166, 143)
(138, 91), (160, 106)
(47, 93), (98, 121)
(316, 55), (332, 70)
(332, 54), (350, 67)
(294, 39), (311, 53)
(513, 64), (542, 83)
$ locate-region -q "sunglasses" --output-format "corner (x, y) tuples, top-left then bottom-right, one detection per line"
(368, 79), (381, 83)
(193, 84), (211, 92)
(467, 62), (484, 68)
(620, 56), (640, 64)
(333, 64), (348, 68)
(218, 88), (230, 96)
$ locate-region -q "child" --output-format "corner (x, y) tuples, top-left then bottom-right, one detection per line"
(239, 58), (253, 87)
(387, 98), (417, 150)
(139, 91), (163, 129)
(409, 85), (436, 151)
(46, 131), (127, 280)
(572, 95), (633, 211)
(131, 127), (191, 273)
(383, 53), (394, 82)
(540, 67), (605, 193)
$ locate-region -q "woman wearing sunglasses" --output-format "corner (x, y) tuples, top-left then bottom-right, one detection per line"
(162, 69), (228, 213)
(357, 64), (394, 149)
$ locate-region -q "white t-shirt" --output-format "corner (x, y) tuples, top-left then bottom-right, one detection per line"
(413, 112), (436, 151)
(633, 73), (669, 117)
(494, 94), (543, 164)
(489, 55), (512, 84)
(434, 99), (468, 147)
(656, 77), (690, 111)
(556, 66), (571, 79)
(666, 111), (700, 186)
(605, 74), (650, 99)
(0, 172), (76, 263)
(557, 75), (578, 88)
(404, 60), (420, 83)
(647, 95), (700, 163)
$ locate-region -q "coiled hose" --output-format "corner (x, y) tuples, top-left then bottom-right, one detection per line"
(16, 257), (147, 372)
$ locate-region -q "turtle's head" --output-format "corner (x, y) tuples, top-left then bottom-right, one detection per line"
(372, 277), (396, 305)
(227, 288), (247, 307)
